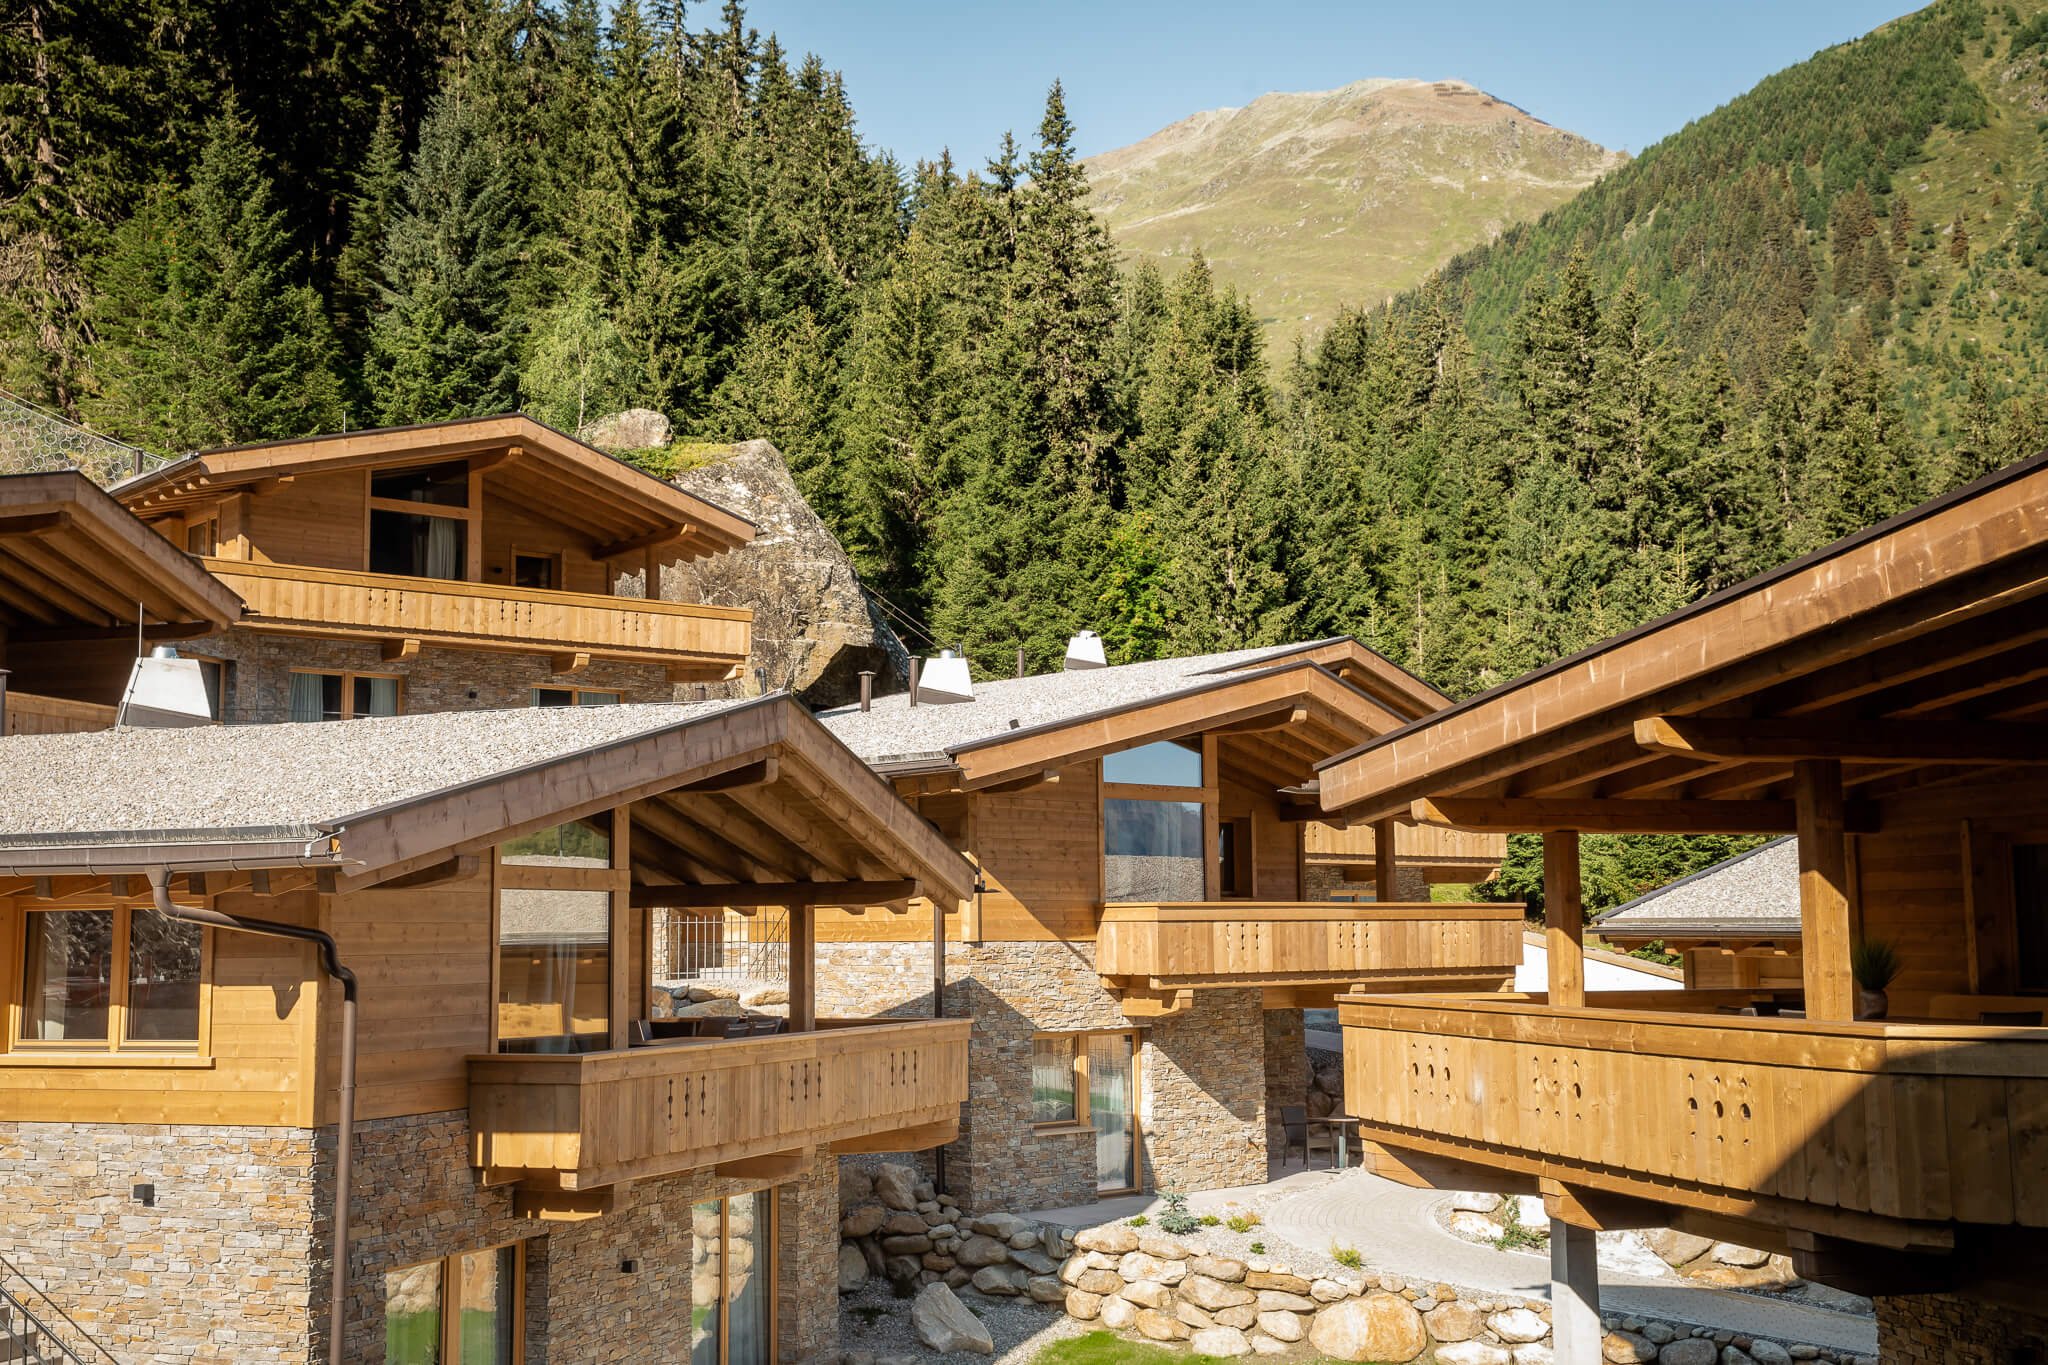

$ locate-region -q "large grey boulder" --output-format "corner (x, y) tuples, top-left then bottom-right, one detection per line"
(668, 438), (909, 706)
(911, 1282), (993, 1354)
(578, 408), (671, 451)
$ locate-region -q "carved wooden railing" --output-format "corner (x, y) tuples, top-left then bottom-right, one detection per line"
(1096, 902), (1523, 990)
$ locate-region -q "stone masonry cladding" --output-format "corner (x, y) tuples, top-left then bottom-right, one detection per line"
(1875, 1291), (2048, 1364)
(816, 940), (1270, 1212)
(182, 631), (677, 724)
(3, 1112), (837, 1365)
(1300, 863), (1431, 903)
(1263, 1007), (1309, 1137)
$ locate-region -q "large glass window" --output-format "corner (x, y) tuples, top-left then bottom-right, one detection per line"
(1031, 1035), (1077, 1124)
(530, 688), (621, 708)
(1102, 739), (1203, 787)
(1103, 799), (1206, 901)
(18, 907), (203, 1049)
(691, 1196), (774, 1365)
(372, 461), (470, 507)
(498, 816), (613, 1053)
(1030, 1030), (1141, 1191)
(385, 1244), (523, 1365)
(288, 672), (401, 723)
(371, 508), (466, 580)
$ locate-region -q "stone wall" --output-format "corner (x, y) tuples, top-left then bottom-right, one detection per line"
(1875, 1292), (2048, 1364)
(3, 1112), (836, 1365)
(184, 630), (676, 724)
(1301, 864), (1432, 903)
(817, 941), (1271, 1212)
(1262, 1009), (1308, 1140)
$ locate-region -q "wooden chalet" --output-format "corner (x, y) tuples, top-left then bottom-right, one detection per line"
(0, 696), (971, 1362)
(1315, 455), (2048, 1350)
(0, 470), (242, 730)
(109, 415), (757, 721)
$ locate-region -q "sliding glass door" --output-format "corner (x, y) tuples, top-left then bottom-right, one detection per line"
(1088, 1033), (1136, 1193)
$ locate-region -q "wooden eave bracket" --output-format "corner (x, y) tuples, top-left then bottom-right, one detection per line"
(382, 636), (421, 662)
(551, 650), (591, 675)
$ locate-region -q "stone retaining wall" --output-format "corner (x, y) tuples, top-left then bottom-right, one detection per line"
(1874, 1291), (2048, 1363)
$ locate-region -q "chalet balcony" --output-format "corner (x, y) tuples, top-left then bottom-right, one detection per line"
(1338, 994), (2048, 1247)
(466, 1017), (969, 1197)
(203, 558), (751, 678)
(1095, 902), (1522, 1004)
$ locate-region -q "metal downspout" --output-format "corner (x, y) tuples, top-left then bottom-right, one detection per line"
(145, 871), (358, 1365)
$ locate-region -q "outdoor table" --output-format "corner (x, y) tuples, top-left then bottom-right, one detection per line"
(1307, 1115), (1360, 1170)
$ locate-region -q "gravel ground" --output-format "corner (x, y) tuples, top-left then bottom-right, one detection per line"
(837, 1279), (1085, 1365)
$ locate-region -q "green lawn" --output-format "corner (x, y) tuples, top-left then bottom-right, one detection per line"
(1034, 1329), (1366, 1365)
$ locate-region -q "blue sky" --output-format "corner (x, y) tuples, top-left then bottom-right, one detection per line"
(738, 1), (1916, 166)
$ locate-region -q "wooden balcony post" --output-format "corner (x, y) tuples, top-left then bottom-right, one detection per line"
(1372, 819), (1398, 904)
(1543, 831), (1585, 1009)
(1794, 758), (1854, 1021)
(789, 902), (816, 1033)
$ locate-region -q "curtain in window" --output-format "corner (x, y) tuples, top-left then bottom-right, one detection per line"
(1088, 1033), (1135, 1191)
(425, 516), (461, 581)
(359, 676), (400, 717)
(1031, 1036), (1076, 1123)
(288, 672), (326, 723)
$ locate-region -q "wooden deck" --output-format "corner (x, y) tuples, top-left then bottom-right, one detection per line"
(1338, 994), (2048, 1245)
(466, 1017), (969, 1192)
(205, 558), (750, 675)
(1095, 901), (1522, 991)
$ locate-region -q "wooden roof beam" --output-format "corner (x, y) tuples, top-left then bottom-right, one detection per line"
(1413, 796), (1805, 834)
(629, 879), (915, 909)
(1635, 715), (2048, 766)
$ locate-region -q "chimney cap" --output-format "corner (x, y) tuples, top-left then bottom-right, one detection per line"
(917, 649), (974, 705)
(1063, 630), (1106, 671)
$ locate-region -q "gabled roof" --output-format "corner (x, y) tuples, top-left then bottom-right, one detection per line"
(1594, 837), (1801, 942)
(817, 638), (1447, 792)
(0, 471), (242, 635)
(0, 697), (974, 900)
(111, 414), (755, 562)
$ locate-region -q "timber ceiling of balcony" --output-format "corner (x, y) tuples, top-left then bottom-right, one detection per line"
(0, 471), (242, 640)
(0, 696), (976, 906)
(1316, 453), (2048, 831)
(110, 414), (755, 562)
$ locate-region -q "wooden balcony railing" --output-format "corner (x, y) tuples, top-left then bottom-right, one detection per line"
(1096, 902), (1523, 990)
(3, 693), (115, 735)
(204, 558), (751, 673)
(466, 1017), (969, 1192)
(1338, 995), (2048, 1240)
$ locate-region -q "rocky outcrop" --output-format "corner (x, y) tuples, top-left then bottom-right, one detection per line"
(838, 1163), (1073, 1300)
(578, 408), (671, 451)
(667, 438), (908, 707)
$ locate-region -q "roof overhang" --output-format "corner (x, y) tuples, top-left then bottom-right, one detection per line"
(1595, 918), (1803, 944)
(1195, 638), (1451, 719)
(1315, 453), (2048, 829)
(0, 471), (242, 639)
(111, 414), (755, 562)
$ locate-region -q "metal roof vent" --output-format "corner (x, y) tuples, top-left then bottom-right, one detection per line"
(116, 646), (214, 729)
(1063, 630), (1106, 671)
(917, 649), (975, 705)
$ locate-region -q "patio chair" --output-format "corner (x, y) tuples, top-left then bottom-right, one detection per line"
(1278, 1106), (1334, 1167)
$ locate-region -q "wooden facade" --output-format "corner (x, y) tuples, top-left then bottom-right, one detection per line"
(1320, 455), (2048, 1302)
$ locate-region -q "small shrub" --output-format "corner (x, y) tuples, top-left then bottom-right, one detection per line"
(1248, 1240), (1266, 1256)
(1224, 1212), (1260, 1234)
(1331, 1245), (1363, 1270)
(1198, 1214), (1222, 1228)
(1156, 1190), (1202, 1237)
(1492, 1197), (1549, 1253)
(1127, 1214), (1149, 1228)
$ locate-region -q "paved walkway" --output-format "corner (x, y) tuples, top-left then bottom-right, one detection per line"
(1032, 1167), (1876, 1357)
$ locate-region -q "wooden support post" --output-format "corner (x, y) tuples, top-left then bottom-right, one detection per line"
(1794, 758), (1855, 1021)
(1550, 1220), (1601, 1363)
(789, 902), (816, 1033)
(1544, 831), (1585, 1009)
(1372, 818), (1398, 904)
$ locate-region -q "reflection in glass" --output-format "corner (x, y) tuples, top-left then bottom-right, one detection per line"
(727, 1191), (770, 1365)
(1102, 739), (1203, 787)
(22, 910), (113, 1042)
(126, 912), (202, 1042)
(496, 889), (610, 1053)
(457, 1246), (516, 1363)
(1089, 1033), (1136, 1191)
(1103, 798), (1205, 901)
(501, 816), (610, 867)
(371, 460), (470, 507)
(385, 1260), (443, 1364)
(1031, 1036), (1076, 1123)
(691, 1201), (723, 1365)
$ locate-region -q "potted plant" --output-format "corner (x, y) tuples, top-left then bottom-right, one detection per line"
(1851, 939), (1901, 1020)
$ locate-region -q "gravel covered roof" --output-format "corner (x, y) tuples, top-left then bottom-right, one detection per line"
(814, 639), (1351, 767)
(1596, 835), (1800, 935)
(0, 700), (757, 845)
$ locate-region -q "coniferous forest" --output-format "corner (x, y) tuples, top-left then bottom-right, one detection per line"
(6, 0), (2048, 718)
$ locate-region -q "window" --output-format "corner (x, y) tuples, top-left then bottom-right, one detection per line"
(184, 516), (217, 555)
(385, 1242), (524, 1364)
(1218, 818), (1254, 898)
(530, 688), (621, 708)
(497, 815), (615, 1053)
(16, 905), (204, 1051)
(691, 1194), (774, 1365)
(372, 461), (470, 507)
(369, 461), (474, 581)
(288, 672), (401, 722)
(2013, 843), (2048, 992)
(1031, 1029), (1142, 1193)
(513, 554), (557, 591)
(1102, 739), (1203, 787)
(1102, 740), (1214, 903)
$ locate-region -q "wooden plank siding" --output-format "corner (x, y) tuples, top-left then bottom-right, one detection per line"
(467, 1017), (971, 1190)
(1338, 994), (2048, 1240)
(1, 692), (115, 735)
(1097, 902), (1522, 990)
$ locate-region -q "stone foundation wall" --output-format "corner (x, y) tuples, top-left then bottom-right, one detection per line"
(1263, 1009), (1308, 1139)
(816, 941), (1269, 1211)
(185, 630), (677, 724)
(1876, 1292), (2048, 1364)
(3, 1113), (836, 1365)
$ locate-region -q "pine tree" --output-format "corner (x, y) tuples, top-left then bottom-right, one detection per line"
(86, 102), (344, 450)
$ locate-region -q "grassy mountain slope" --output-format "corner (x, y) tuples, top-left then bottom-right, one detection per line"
(1084, 79), (1624, 354)
(1407, 0), (2048, 440)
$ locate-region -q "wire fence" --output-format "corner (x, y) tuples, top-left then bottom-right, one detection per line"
(0, 388), (169, 485)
